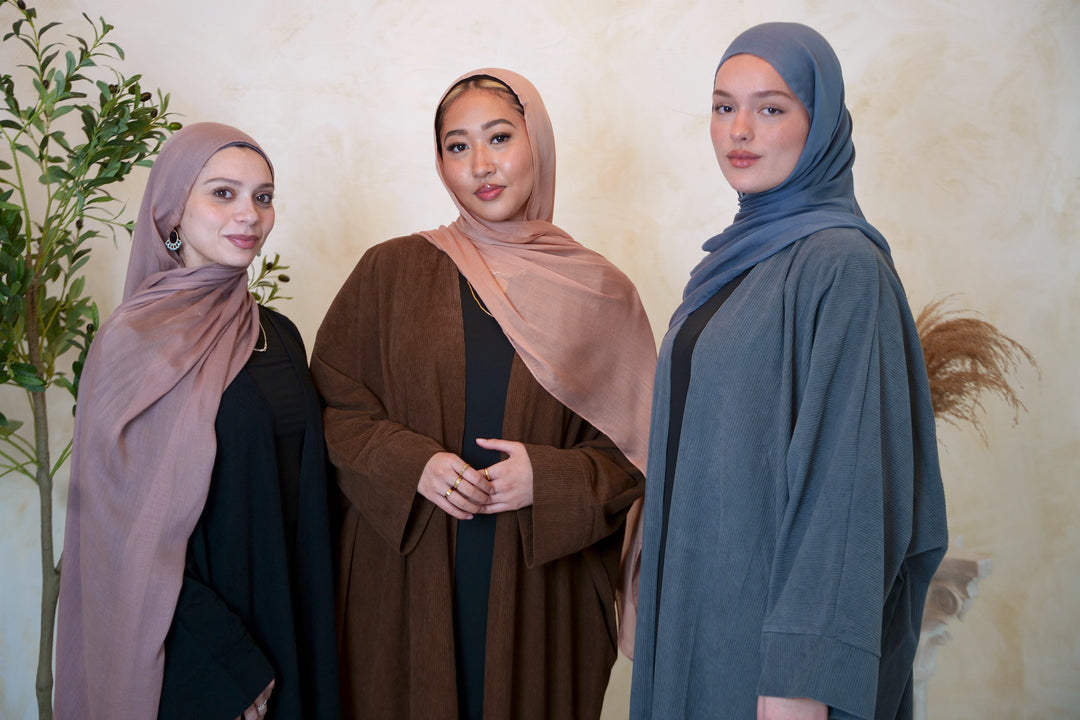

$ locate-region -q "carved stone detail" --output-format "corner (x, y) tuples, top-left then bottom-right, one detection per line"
(914, 552), (992, 720)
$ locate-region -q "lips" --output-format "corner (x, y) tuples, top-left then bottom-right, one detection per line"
(727, 150), (760, 169)
(226, 234), (260, 250)
(475, 184), (504, 201)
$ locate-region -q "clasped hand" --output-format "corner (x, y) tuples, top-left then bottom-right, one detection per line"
(418, 438), (533, 519)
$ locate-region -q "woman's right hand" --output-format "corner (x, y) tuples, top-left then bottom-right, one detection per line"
(236, 678), (274, 720)
(419, 452), (492, 520)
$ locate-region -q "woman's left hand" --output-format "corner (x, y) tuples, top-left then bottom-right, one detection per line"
(236, 678), (275, 720)
(475, 438), (533, 513)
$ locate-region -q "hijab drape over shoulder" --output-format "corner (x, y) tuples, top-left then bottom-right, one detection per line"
(418, 69), (657, 659)
(629, 24), (946, 717)
(56, 123), (271, 720)
(671, 22), (892, 328)
(418, 68), (656, 474)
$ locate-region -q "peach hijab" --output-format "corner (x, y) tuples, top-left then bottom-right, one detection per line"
(418, 69), (656, 657)
(419, 68), (656, 473)
(55, 123), (267, 719)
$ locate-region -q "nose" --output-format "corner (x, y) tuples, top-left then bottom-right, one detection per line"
(729, 112), (752, 143)
(471, 147), (495, 178)
(234, 196), (258, 225)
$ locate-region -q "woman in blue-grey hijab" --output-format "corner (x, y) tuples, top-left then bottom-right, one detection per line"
(627, 22), (948, 720)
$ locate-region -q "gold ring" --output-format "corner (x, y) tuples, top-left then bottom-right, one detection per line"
(454, 476), (462, 488)
(445, 487), (455, 498)
(484, 468), (490, 481)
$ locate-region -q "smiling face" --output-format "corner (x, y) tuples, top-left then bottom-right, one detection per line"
(176, 145), (275, 269)
(438, 88), (534, 223)
(710, 53), (811, 195)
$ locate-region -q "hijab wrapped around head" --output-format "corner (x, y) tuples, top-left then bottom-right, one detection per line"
(418, 69), (657, 474)
(56, 123), (270, 719)
(670, 21), (892, 329)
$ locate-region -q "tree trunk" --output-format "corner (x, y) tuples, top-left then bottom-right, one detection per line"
(33, 387), (57, 720)
(27, 280), (56, 720)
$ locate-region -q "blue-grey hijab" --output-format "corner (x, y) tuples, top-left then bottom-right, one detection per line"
(671, 22), (892, 328)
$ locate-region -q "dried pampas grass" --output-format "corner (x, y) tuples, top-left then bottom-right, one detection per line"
(916, 296), (1038, 440)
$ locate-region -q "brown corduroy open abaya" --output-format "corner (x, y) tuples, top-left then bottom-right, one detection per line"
(311, 236), (643, 720)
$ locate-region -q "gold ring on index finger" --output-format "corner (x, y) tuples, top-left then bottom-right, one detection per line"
(484, 468), (490, 481)
(445, 486), (455, 498)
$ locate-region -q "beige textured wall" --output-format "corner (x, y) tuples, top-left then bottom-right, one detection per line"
(1, 0), (1077, 717)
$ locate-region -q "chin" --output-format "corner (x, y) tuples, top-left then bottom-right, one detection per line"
(473, 209), (513, 224)
(224, 254), (259, 269)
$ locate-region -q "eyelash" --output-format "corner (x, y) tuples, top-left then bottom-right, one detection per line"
(712, 104), (784, 116)
(212, 187), (273, 205)
(445, 132), (513, 154)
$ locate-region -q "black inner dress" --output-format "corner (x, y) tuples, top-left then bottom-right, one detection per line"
(159, 307), (339, 720)
(453, 274), (515, 720)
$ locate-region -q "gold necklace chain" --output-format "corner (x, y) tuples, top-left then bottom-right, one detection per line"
(466, 280), (495, 319)
(253, 320), (268, 352)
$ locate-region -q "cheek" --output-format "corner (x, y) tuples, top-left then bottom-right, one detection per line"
(782, 128), (808, 166)
(784, 119), (810, 160)
(262, 209), (276, 233)
(507, 146), (534, 183)
(181, 200), (214, 230)
(443, 160), (471, 197)
(710, 119), (725, 156)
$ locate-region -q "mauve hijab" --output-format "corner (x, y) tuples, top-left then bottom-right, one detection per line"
(670, 21), (892, 329)
(419, 69), (657, 474)
(55, 123), (270, 719)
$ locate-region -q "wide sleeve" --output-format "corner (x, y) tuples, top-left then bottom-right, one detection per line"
(158, 573), (273, 720)
(755, 241), (946, 719)
(499, 350), (644, 567)
(522, 427), (644, 567)
(310, 242), (452, 555)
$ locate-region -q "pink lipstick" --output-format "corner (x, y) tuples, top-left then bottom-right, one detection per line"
(226, 234), (260, 249)
(475, 184), (504, 201)
(727, 151), (760, 169)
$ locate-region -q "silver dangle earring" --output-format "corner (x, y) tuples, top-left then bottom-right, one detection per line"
(256, 248), (262, 257)
(165, 228), (182, 251)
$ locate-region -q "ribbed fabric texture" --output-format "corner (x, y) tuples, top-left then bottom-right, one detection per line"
(630, 230), (947, 719)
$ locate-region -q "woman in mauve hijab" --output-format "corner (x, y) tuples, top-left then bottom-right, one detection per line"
(55, 123), (339, 720)
(628, 23), (948, 720)
(311, 69), (656, 720)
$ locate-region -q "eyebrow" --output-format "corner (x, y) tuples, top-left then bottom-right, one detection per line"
(200, 177), (275, 190)
(442, 117), (516, 142)
(713, 88), (797, 101)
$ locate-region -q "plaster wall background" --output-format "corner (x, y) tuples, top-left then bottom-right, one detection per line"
(1, 0), (1076, 717)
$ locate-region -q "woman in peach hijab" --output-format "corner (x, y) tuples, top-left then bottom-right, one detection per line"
(312, 69), (656, 720)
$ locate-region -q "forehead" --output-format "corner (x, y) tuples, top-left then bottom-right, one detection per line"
(713, 53), (788, 92)
(196, 145), (273, 182)
(442, 88), (524, 129)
